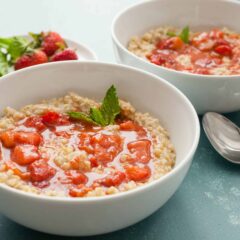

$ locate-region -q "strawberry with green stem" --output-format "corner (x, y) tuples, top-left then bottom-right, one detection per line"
(41, 31), (66, 56)
(0, 31), (75, 76)
(14, 49), (48, 70)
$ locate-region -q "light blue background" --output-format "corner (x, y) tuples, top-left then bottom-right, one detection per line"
(0, 0), (239, 239)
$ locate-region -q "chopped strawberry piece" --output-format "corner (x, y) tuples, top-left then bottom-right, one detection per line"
(78, 132), (94, 154)
(161, 37), (184, 50)
(148, 53), (167, 65)
(0, 131), (15, 148)
(95, 171), (126, 187)
(119, 121), (137, 131)
(125, 165), (151, 182)
(65, 170), (88, 185)
(41, 111), (70, 125)
(127, 140), (151, 163)
(89, 157), (98, 168)
(0, 131), (42, 148)
(12, 145), (40, 165)
(41, 111), (60, 124)
(119, 120), (146, 137)
(69, 185), (92, 197)
(14, 131), (42, 146)
(24, 116), (46, 131)
(28, 159), (56, 183)
(90, 133), (123, 165)
(214, 44), (232, 56)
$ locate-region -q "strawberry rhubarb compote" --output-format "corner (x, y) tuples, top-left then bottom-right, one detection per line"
(0, 89), (175, 198)
(128, 27), (240, 75)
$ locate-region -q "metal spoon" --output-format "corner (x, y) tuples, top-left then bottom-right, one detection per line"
(202, 112), (240, 164)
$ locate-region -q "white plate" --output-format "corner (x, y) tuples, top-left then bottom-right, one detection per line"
(1, 34), (97, 74)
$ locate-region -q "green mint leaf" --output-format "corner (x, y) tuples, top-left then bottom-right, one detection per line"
(8, 37), (29, 61)
(67, 85), (121, 126)
(99, 85), (120, 125)
(0, 38), (11, 49)
(167, 31), (176, 37)
(68, 111), (98, 125)
(179, 26), (189, 43)
(0, 36), (29, 62)
(90, 108), (106, 126)
(0, 51), (10, 77)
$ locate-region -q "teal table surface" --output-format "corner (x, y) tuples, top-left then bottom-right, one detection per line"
(0, 0), (239, 239)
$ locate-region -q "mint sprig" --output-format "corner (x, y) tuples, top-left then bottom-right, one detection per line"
(166, 26), (190, 44)
(68, 85), (121, 126)
(0, 36), (29, 63)
(179, 26), (189, 43)
(98, 85), (120, 125)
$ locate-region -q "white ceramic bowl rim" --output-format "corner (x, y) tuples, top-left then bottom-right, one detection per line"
(111, 0), (240, 78)
(0, 61), (200, 202)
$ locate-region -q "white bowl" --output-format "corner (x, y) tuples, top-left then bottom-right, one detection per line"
(112, 0), (240, 114)
(0, 61), (200, 236)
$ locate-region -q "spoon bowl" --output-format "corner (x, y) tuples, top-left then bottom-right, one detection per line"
(203, 112), (240, 164)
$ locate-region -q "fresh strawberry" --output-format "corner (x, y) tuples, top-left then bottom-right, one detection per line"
(14, 50), (48, 70)
(41, 31), (66, 56)
(51, 49), (78, 62)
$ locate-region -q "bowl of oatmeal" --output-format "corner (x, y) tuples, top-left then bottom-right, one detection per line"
(0, 61), (199, 236)
(112, 0), (240, 114)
